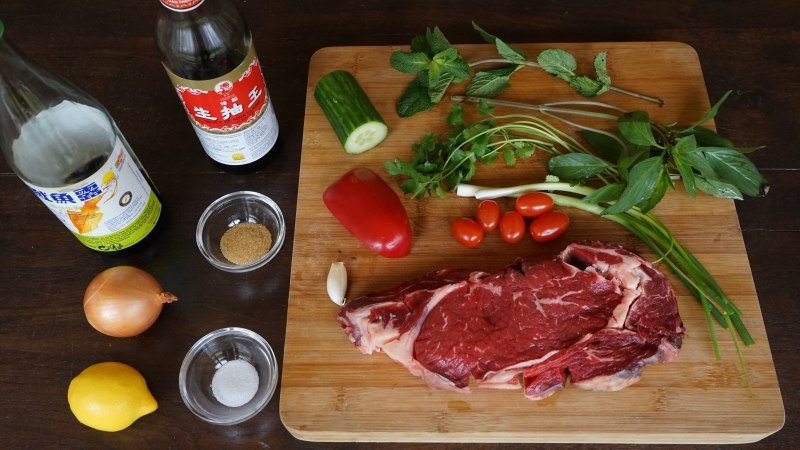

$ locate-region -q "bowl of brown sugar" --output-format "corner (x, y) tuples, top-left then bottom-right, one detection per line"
(196, 191), (285, 273)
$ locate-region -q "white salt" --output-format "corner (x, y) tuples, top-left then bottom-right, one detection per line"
(211, 359), (259, 407)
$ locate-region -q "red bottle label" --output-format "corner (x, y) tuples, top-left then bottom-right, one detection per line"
(167, 47), (269, 134)
(159, 0), (204, 11)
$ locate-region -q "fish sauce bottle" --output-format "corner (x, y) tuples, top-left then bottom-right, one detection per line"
(0, 20), (162, 252)
(155, 0), (279, 170)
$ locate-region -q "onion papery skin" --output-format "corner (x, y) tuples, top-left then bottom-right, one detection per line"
(83, 266), (178, 337)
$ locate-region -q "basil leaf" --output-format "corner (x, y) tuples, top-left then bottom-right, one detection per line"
(686, 90), (732, 130)
(570, 76), (606, 97)
(673, 153), (697, 197)
(466, 66), (518, 98)
(688, 126), (734, 148)
(618, 111), (658, 147)
(703, 148), (768, 197)
(396, 76), (434, 117)
(583, 183), (624, 205)
(578, 129), (624, 162)
(636, 171), (670, 213)
(603, 156), (664, 215)
(472, 22), (527, 64)
(389, 51), (430, 74)
(696, 177), (743, 200)
(547, 153), (611, 180)
(537, 49), (577, 82)
(673, 134), (698, 154)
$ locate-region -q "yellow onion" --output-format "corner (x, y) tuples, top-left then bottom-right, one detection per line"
(83, 266), (177, 337)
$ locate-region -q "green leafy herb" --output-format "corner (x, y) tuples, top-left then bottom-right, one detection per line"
(391, 23), (665, 117)
(446, 92), (768, 214)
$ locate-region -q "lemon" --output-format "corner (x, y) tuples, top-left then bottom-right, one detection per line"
(67, 362), (158, 432)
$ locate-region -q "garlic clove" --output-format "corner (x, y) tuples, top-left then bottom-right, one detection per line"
(327, 262), (348, 306)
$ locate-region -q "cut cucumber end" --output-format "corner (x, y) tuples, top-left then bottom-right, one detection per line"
(344, 121), (389, 154)
(315, 70), (389, 154)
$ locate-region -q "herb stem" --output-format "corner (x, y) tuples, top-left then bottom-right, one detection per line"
(608, 85), (666, 107)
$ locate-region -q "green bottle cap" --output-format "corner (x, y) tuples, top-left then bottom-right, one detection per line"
(0, 20), (5, 39)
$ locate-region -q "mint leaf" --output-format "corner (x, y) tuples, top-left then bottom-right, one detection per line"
(618, 111), (659, 147)
(466, 66), (519, 97)
(410, 33), (430, 54)
(547, 153), (610, 180)
(390, 51), (430, 74)
(603, 156), (665, 215)
(428, 72), (455, 103)
(426, 26), (452, 54)
(472, 22), (527, 64)
(570, 76), (606, 97)
(537, 49), (577, 82)
(396, 75), (434, 117)
(433, 48), (471, 82)
(594, 51), (611, 86)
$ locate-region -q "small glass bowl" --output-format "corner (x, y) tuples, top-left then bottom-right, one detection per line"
(196, 191), (285, 273)
(179, 327), (279, 425)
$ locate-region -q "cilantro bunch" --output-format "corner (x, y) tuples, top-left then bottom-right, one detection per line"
(390, 23), (663, 118)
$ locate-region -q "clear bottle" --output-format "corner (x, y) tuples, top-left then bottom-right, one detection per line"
(155, 0), (279, 170)
(0, 20), (162, 252)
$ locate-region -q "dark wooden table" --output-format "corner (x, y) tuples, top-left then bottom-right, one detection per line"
(1, 1), (796, 448)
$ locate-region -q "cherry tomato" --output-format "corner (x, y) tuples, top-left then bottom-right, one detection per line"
(529, 211), (570, 242)
(451, 217), (484, 248)
(475, 200), (501, 231)
(515, 192), (554, 218)
(498, 211), (526, 244)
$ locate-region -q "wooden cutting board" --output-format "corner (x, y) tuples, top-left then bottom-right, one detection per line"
(279, 42), (784, 444)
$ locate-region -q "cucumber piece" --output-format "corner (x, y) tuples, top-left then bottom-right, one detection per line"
(314, 70), (388, 154)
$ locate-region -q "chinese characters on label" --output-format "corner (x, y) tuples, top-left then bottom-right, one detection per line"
(175, 57), (268, 133)
(30, 181), (103, 204)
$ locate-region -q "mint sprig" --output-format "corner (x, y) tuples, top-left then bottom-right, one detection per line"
(390, 23), (664, 117)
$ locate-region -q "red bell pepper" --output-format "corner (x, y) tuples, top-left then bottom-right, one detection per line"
(323, 168), (413, 258)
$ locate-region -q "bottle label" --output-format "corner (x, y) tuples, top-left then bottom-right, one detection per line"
(165, 45), (279, 165)
(24, 138), (162, 252)
(159, 0), (204, 12)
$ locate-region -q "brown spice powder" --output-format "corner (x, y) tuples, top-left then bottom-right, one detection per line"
(220, 222), (273, 265)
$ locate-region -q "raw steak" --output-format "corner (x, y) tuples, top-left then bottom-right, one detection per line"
(338, 241), (684, 400)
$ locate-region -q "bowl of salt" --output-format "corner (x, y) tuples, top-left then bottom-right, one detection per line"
(179, 327), (278, 425)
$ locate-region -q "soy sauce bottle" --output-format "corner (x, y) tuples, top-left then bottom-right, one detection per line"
(155, 0), (279, 171)
(0, 20), (162, 253)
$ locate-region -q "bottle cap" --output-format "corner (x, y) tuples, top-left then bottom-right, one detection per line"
(0, 20), (5, 39)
